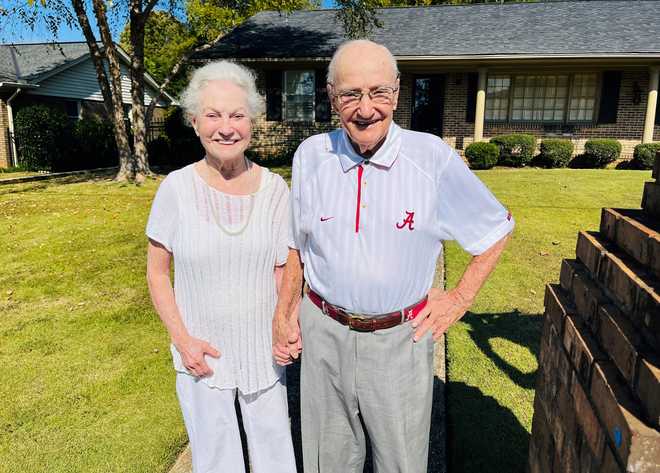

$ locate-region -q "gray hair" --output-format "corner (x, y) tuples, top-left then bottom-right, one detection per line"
(326, 39), (399, 85)
(179, 60), (264, 125)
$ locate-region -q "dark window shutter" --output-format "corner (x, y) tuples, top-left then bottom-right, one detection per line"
(465, 72), (478, 123)
(597, 71), (622, 124)
(265, 71), (282, 122)
(656, 98), (660, 125)
(315, 68), (331, 123)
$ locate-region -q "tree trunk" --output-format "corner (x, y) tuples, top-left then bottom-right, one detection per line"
(128, 0), (151, 184)
(71, 0), (133, 181)
(91, 0), (137, 182)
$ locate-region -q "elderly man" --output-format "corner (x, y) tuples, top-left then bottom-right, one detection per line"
(273, 39), (514, 473)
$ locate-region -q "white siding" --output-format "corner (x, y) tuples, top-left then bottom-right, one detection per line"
(27, 57), (168, 106)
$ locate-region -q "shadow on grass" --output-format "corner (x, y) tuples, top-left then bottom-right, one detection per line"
(447, 381), (530, 473)
(282, 362), (447, 473)
(0, 173), (116, 196)
(463, 310), (542, 390)
(446, 310), (542, 473)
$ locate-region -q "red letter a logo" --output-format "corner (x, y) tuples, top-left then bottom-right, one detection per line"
(396, 211), (415, 231)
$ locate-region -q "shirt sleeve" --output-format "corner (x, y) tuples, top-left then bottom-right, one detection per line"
(436, 152), (514, 255)
(288, 147), (307, 251)
(146, 174), (179, 252)
(273, 178), (290, 266)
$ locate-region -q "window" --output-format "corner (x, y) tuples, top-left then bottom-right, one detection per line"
(284, 71), (315, 122)
(485, 75), (510, 121)
(485, 73), (599, 124)
(64, 100), (81, 119)
(568, 74), (598, 122)
(511, 75), (567, 122)
(266, 69), (330, 123)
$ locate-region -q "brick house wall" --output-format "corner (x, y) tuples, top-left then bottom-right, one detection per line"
(246, 65), (658, 162)
(0, 98), (9, 168)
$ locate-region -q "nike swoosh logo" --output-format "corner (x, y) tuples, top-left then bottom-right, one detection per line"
(320, 217), (334, 222)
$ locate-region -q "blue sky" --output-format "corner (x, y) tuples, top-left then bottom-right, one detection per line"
(2, 0), (338, 44)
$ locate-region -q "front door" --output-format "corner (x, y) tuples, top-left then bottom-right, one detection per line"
(411, 75), (445, 137)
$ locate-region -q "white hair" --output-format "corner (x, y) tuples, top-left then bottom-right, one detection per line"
(326, 39), (399, 85)
(179, 60), (264, 125)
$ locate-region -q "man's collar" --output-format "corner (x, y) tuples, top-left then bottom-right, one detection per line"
(337, 122), (402, 172)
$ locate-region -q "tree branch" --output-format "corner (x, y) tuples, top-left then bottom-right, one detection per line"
(145, 34), (223, 125)
(143, 0), (160, 18)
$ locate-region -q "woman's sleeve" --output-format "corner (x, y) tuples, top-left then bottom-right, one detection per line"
(436, 152), (515, 256)
(273, 178), (290, 266)
(146, 175), (179, 252)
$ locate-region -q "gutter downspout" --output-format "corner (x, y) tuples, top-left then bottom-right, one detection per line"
(6, 88), (21, 167)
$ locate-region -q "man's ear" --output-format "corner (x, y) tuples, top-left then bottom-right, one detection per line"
(327, 84), (338, 113)
(392, 77), (400, 111)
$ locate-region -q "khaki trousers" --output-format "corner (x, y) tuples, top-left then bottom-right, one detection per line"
(299, 294), (434, 473)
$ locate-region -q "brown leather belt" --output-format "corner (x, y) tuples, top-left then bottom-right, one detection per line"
(307, 290), (428, 332)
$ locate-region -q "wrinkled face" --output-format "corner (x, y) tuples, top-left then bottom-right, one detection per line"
(191, 80), (251, 162)
(329, 46), (399, 155)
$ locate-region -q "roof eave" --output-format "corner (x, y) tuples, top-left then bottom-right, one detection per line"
(0, 81), (39, 89)
(195, 52), (660, 64)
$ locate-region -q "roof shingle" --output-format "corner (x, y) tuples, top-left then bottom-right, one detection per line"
(0, 42), (91, 83)
(199, 0), (660, 60)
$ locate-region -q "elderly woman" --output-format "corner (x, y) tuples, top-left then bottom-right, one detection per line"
(146, 61), (297, 473)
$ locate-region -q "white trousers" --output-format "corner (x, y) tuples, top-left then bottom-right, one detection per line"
(176, 373), (297, 473)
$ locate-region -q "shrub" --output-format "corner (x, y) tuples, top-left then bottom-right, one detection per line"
(147, 136), (171, 166)
(164, 108), (203, 166)
(67, 118), (118, 171)
(630, 143), (660, 170)
(583, 139), (622, 168)
(538, 139), (574, 168)
(14, 105), (71, 171)
(464, 142), (500, 170)
(490, 134), (536, 167)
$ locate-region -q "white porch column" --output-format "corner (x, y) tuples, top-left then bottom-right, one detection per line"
(474, 67), (487, 142)
(642, 66), (659, 144)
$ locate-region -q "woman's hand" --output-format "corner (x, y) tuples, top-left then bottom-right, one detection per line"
(174, 335), (221, 377)
(272, 315), (301, 366)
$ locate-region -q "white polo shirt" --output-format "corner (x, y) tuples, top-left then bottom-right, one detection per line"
(289, 122), (514, 315)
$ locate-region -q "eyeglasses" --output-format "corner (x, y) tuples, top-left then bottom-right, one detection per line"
(330, 85), (399, 108)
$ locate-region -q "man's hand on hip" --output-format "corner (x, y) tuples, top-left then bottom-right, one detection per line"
(412, 287), (471, 342)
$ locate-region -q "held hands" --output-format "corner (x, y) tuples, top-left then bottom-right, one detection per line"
(272, 315), (302, 366)
(174, 335), (221, 377)
(412, 287), (473, 342)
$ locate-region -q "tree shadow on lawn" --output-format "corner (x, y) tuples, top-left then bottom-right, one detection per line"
(0, 173), (116, 196)
(447, 380), (531, 473)
(462, 310), (542, 391)
(283, 362), (447, 473)
(446, 310), (543, 472)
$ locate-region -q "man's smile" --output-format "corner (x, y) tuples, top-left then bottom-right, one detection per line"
(352, 118), (380, 130)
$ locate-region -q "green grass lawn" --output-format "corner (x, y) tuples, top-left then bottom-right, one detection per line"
(443, 168), (650, 472)
(0, 168), (650, 473)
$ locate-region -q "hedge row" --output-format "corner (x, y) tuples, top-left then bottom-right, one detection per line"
(464, 135), (657, 170)
(15, 105), (117, 172)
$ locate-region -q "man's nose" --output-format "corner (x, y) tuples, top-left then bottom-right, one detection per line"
(356, 93), (376, 116)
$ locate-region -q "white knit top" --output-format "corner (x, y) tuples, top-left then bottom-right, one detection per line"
(146, 163), (289, 394)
